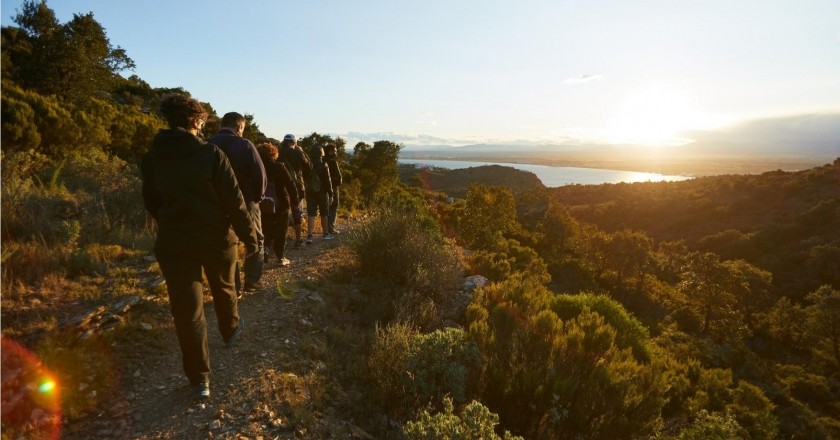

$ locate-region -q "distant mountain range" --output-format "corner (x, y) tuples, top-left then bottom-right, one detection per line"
(400, 112), (840, 160)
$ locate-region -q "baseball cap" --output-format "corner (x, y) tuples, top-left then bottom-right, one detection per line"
(283, 134), (296, 142)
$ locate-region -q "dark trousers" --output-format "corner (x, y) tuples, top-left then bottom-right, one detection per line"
(236, 202), (264, 291)
(328, 189), (339, 233)
(157, 245), (239, 384)
(262, 208), (291, 259)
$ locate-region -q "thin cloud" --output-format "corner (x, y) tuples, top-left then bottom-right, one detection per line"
(562, 74), (605, 85)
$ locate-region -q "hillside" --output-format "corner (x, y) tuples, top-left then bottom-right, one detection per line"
(4, 218), (395, 440)
(398, 164), (544, 199)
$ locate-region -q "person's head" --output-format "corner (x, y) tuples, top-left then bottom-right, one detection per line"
(323, 143), (337, 157)
(160, 94), (207, 131)
(256, 142), (279, 164)
(282, 133), (296, 147)
(220, 112), (246, 136)
(309, 144), (324, 160)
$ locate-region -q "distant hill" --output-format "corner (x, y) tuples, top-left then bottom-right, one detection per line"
(399, 164), (544, 199)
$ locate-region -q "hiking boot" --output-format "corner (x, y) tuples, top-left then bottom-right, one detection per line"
(324, 233), (335, 240)
(225, 317), (244, 346)
(305, 235), (314, 244)
(280, 257), (290, 266)
(193, 380), (210, 399)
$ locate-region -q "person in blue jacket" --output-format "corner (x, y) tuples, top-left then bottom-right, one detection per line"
(208, 113), (267, 293)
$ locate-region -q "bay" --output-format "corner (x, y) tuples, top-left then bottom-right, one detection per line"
(399, 158), (691, 187)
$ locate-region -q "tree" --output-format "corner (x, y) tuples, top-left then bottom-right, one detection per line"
(459, 184), (519, 249)
(349, 140), (401, 203)
(805, 285), (840, 365)
(11, 1), (135, 102)
(678, 252), (744, 341)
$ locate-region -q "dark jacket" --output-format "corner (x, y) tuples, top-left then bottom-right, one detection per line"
(308, 155), (332, 195)
(324, 154), (342, 190)
(277, 143), (311, 198)
(141, 128), (259, 256)
(208, 128), (267, 204)
(265, 161), (299, 213)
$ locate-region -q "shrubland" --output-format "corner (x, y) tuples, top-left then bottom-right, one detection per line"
(3, 2), (839, 438)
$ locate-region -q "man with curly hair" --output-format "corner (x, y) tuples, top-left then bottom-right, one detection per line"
(141, 94), (257, 399)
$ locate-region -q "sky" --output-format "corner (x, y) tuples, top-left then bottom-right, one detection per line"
(3, 0), (840, 150)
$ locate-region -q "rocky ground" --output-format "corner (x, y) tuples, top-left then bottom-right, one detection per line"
(56, 219), (377, 439)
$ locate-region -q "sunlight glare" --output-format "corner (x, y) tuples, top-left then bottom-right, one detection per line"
(604, 87), (698, 146)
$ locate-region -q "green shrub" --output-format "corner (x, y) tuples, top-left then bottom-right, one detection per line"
(368, 324), (481, 419)
(404, 398), (524, 440)
(350, 207), (462, 326)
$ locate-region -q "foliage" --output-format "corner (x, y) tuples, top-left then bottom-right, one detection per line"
(466, 275), (668, 439)
(677, 410), (745, 440)
(349, 206), (462, 327)
(9, 0), (135, 103)
(404, 398), (524, 440)
(469, 237), (550, 284)
(804, 285), (840, 366)
(368, 324), (481, 419)
(349, 140), (402, 203)
(459, 184), (520, 249)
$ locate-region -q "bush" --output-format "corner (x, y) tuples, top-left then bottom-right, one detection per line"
(404, 398), (524, 440)
(350, 207), (462, 327)
(368, 324), (481, 420)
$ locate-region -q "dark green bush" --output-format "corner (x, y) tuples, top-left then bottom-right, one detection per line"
(368, 324), (481, 420)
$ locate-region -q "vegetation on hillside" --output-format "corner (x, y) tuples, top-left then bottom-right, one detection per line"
(3, 2), (839, 439)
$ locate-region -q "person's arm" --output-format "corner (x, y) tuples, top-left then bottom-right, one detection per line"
(140, 154), (161, 220)
(246, 140), (267, 202)
(278, 163), (299, 209)
(321, 162), (333, 195)
(212, 146), (258, 254)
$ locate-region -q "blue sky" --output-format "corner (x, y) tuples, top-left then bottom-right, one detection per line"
(3, 0), (840, 150)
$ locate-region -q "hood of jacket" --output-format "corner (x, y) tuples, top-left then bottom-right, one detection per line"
(151, 128), (206, 160)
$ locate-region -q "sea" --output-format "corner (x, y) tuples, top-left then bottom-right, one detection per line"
(399, 159), (692, 188)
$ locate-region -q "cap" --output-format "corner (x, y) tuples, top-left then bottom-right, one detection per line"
(283, 134), (296, 142)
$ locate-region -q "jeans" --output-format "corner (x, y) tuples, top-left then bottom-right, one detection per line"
(157, 245), (239, 384)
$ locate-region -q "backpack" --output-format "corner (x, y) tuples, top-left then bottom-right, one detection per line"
(305, 161), (322, 193)
(260, 179), (278, 214)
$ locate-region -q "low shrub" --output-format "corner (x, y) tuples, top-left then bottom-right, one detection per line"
(403, 398), (524, 440)
(367, 324), (481, 420)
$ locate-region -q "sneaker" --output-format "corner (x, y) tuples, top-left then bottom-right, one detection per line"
(194, 380), (210, 399)
(324, 233), (335, 240)
(225, 317), (244, 346)
(305, 235), (314, 244)
(242, 284), (258, 294)
(280, 257), (290, 266)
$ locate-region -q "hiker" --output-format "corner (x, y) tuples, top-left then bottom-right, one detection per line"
(208, 113), (267, 294)
(256, 141), (299, 266)
(323, 142), (343, 235)
(276, 134), (311, 248)
(141, 94), (256, 399)
(304, 143), (333, 243)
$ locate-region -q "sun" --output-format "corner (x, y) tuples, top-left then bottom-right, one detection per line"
(603, 86), (698, 146)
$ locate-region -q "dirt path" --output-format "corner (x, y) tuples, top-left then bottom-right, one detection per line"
(60, 224), (360, 440)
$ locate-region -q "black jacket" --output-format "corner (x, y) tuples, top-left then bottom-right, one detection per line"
(141, 128), (259, 256)
(324, 154), (342, 190)
(265, 161), (300, 212)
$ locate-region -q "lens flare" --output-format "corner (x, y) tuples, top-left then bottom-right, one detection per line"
(1, 337), (62, 440)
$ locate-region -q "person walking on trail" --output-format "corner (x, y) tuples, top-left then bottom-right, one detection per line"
(208, 113), (267, 294)
(276, 134), (311, 248)
(141, 95), (257, 399)
(256, 141), (299, 267)
(323, 143), (343, 235)
(304, 144), (333, 243)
